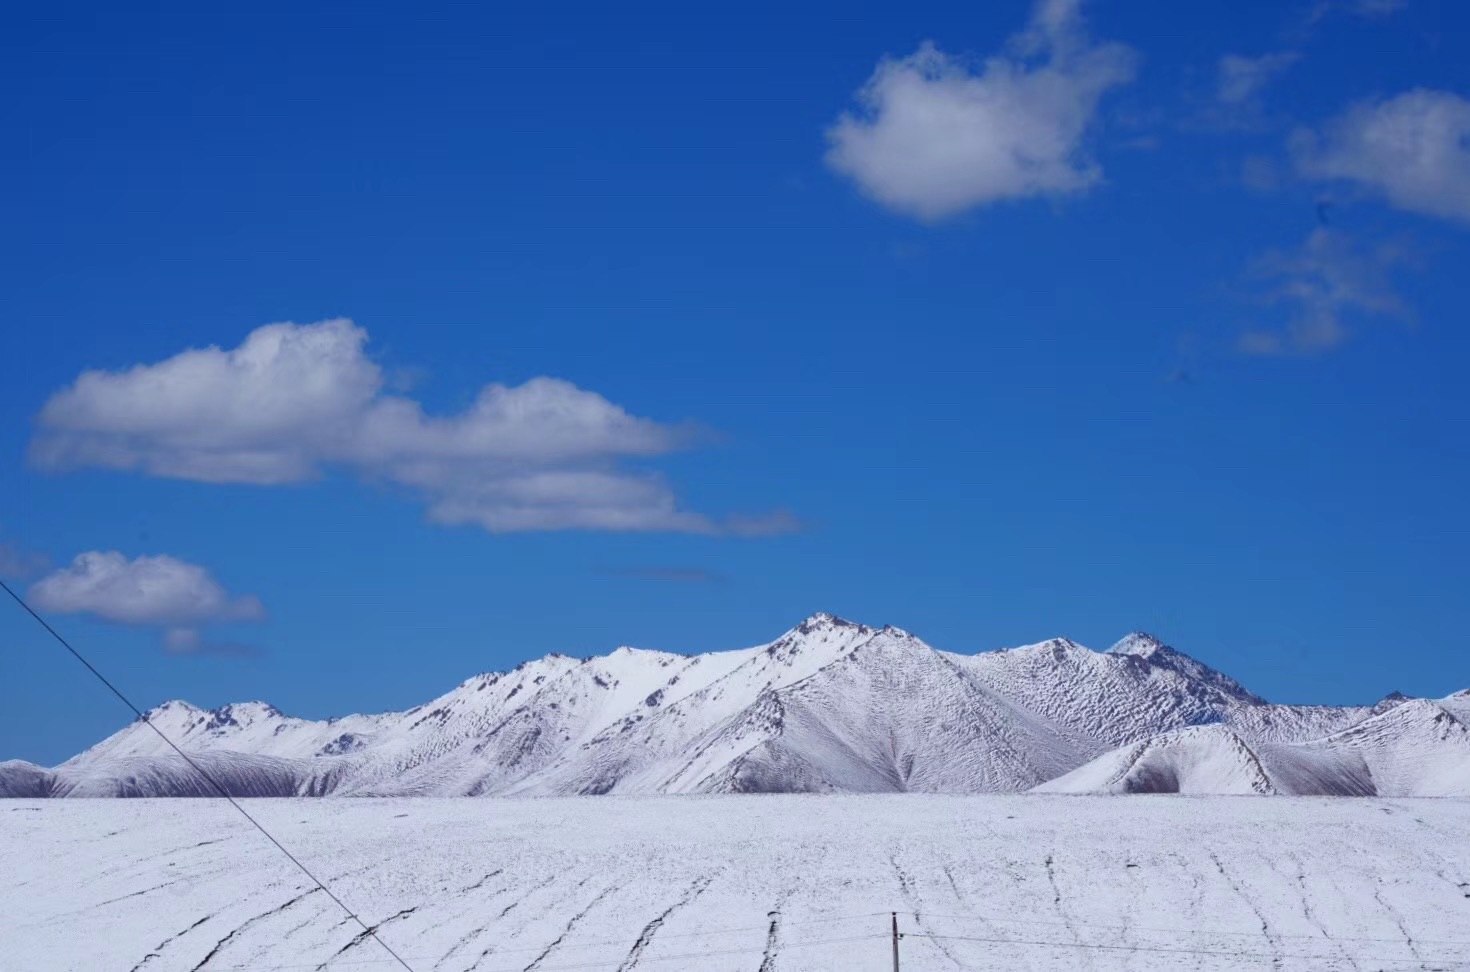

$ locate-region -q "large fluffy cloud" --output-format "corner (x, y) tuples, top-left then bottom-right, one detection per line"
(29, 551), (266, 656)
(31, 320), (790, 534)
(1293, 89), (1470, 225)
(1238, 229), (1410, 356)
(825, 0), (1136, 221)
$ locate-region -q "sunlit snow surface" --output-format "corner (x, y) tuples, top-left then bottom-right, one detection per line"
(5, 796), (1470, 971)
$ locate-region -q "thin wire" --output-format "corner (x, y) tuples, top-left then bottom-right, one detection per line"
(912, 909), (1470, 947)
(226, 933), (892, 972)
(214, 913), (898, 969)
(906, 931), (1470, 965)
(0, 578), (418, 972)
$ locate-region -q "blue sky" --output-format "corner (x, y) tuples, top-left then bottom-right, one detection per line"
(3, 0), (1468, 765)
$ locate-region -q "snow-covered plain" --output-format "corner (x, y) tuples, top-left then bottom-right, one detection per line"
(6, 614), (1467, 799)
(5, 796), (1470, 971)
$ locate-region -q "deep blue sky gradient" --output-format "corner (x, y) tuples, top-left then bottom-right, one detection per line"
(3, 0), (1468, 764)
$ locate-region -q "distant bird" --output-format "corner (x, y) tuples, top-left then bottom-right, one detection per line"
(1316, 199), (1334, 225)
(1165, 369), (1196, 385)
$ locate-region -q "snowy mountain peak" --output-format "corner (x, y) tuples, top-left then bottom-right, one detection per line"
(793, 611), (868, 635)
(1108, 631), (1167, 657)
(138, 700), (285, 735)
(1108, 632), (1263, 705)
(609, 645), (664, 657)
(144, 700), (203, 719)
(1371, 691), (1412, 715)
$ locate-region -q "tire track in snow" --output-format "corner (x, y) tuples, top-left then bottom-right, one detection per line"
(133, 836), (232, 868)
(1281, 856), (1360, 972)
(1372, 877), (1423, 966)
(1168, 851), (1207, 924)
(462, 869), (506, 894)
(314, 904), (419, 971)
(1115, 860), (1143, 972)
(275, 860), (389, 944)
(891, 854), (963, 969)
(128, 913), (212, 971)
(939, 861), (1025, 967)
(91, 875), (192, 909)
(189, 888), (320, 972)
(614, 874), (714, 971)
(757, 892), (793, 972)
(995, 856), (1043, 972)
(434, 875), (519, 969)
(1042, 854), (1093, 972)
(283, 909), (351, 941)
(521, 883), (617, 971)
(1208, 852), (1283, 969)
(465, 873), (563, 971)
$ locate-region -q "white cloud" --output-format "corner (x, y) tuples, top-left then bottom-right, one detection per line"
(1217, 52), (1298, 108)
(825, 0), (1136, 221)
(29, 551), (266, 655)
(161, 627), (259, 658)
(1238, 228), (1410, 355)
(1293, 89), (1470, 225)
(31, 320), (791, 535)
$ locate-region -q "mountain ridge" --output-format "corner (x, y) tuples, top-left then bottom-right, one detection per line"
(4, 613), (1464, 798)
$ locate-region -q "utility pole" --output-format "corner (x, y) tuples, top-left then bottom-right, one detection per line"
(891, 911), (900, 971)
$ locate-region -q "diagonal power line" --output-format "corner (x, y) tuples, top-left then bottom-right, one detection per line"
(0, 577), (418, 972)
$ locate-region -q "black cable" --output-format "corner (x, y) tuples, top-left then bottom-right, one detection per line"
(0, 577), (418, 972)
(905, 931), (1470, 965)
(912, 909), (1470, 947)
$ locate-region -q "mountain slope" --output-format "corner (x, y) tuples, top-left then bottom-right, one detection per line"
(1039, 699), (1470, 797)
(14, 614), (1464, 797)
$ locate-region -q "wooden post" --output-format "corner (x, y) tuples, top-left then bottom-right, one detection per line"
(891, 911), (900, 971)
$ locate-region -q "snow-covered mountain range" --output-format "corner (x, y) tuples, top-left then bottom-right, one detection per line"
(4, 613), (1467, 797)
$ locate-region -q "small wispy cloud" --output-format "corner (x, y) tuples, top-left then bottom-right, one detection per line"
(1216, 53), (1299, 109)
(1192, 51), (1303, 132)
(162, 628), (263, 658)
(1237, 228), (1412, 356)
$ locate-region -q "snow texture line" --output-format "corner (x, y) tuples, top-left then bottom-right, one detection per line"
(1208, 851), (1282, 969)
(891, 854), (963, 969)
(191, 888), (321, 972)
(128, 913), (213, 971)
(92, 875), (192, 909)
(522, 883), (617, 971)
(465, 874), (563, 972)
(1042, 854), (1092, 972)
(757, 912), (781, 972)
(317, 906), (419, 971)
(1372, 878), (1423, 965)
(613, 874), (714, 971)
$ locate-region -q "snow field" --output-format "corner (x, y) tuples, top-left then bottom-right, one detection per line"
(5, 795), (1470, 971)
